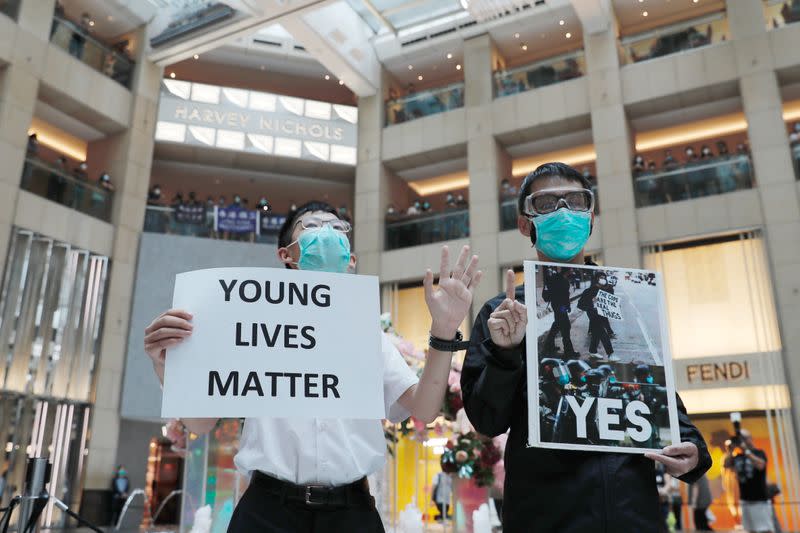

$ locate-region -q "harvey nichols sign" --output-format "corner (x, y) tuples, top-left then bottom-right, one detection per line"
(155, 80), (358, 164)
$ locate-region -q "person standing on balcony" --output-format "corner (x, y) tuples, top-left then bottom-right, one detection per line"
(461, 162), (711, 533)
(68, 12), (91, 59)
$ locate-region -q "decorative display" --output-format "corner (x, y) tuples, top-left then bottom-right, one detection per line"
(440, 432), (501, 488)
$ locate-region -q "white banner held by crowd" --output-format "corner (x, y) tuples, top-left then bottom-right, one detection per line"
(595, 290), (622, 320)
(161, 267), (385, 419)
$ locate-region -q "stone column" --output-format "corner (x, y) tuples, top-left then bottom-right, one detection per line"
(464, 34), (509, 304)
(354, 70), (391, 277)
(82, 26), (163, 489)
(16, 0), (56, 38)
(583, 20), (639, 268)
(726, 0), (800, 447)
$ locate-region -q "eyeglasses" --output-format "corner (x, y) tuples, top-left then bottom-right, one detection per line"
(523, 187), (594, 216)
(294, 215), (352, 234)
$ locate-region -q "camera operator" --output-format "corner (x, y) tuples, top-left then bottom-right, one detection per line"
(724, 428), (772, 533)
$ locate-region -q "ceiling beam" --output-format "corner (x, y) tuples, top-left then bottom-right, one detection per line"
(569, 0), (613, 35)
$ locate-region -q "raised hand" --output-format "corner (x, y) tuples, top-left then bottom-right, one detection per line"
(144, 309), (193, 367)
(424, 245), (482, 340)
(487, 269), (528, 348)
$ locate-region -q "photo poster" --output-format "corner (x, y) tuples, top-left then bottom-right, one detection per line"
(161, 267), (385, 419)
(523, 261), (680, 453)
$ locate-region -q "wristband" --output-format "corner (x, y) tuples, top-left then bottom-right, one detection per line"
(429, 330), (470, 352)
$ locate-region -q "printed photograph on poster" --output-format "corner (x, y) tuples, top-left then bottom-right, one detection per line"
(524, 261), (680, 454)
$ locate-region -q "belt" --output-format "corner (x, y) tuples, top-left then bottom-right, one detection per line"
(252, 471), (373, 508)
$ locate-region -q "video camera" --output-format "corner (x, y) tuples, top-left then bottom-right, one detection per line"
(729, 411), (743, 448)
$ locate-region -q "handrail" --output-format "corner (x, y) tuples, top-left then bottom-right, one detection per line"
(51, 15), (133, 67)
(620, 10), (726, 45)
(150, 489), (183, 524)
(24, 157), (112, 197)
(387, 81), (464, 107)
(115, 488), (148, 531)
(494, 49), (585, 79)
(385, 208), (468, 227)
(633, 154), (750, 182)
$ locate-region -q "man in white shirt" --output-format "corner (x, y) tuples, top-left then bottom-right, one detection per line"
(144, 201), (482, 532)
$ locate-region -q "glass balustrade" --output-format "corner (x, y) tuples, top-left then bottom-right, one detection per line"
(385, 209), (469, 250)
(143, 205), (281, 245)
(764, 0), (800, 29)
(634, 155), (754, 207)
(792, 144), (800, 180)
(621, 12), (730, 64)
(0, 0), (21, 20)
(494, 50), (586, 98)
(500, 199), (518, 231)
(385, 82), (465, 126)
(20, 157), (113, 221)
(50, 15), (135, 88)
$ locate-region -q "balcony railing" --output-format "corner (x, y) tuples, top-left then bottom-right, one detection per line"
(0, 0), (20, 20)
(500, 199), (518, 231)
(634, 154), (754, 208)
(385, 209), (469, 250)
(621, 12), (730, 64)
(494, 50), (586, 98)
(764, 0), (800, 29)
(793, 144), (800, 180)
(20, 158), (113, 222)
(385, 82), (465, 126)
(143, 205), (280, 245)
(50, 15), (135, 88)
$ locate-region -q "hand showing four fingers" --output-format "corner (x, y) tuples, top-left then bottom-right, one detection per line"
(424, 245), (483, 340)
(487, 269), (528, 348)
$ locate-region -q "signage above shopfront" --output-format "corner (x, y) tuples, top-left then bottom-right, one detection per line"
(155, 80), (358, 166)
(674, 352), (780, 390)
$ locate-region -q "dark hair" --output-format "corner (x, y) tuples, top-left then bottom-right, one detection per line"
(278, 200), (338, 250)
(517, 162), (592, 215)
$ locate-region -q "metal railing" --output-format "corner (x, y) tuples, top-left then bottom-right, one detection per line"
(494, 49), (586, 98)
(144, 205), (280, 245)
(0, 0), (21, 20)
(20, 157), (113, 221)
(633, 154), (754, 208)
(621, 11), (730, 64)
(385, 82), (465, 126)
(385, 208), (469, 250)
(50, 15), (135, 88)
(764, 0), (800, 29)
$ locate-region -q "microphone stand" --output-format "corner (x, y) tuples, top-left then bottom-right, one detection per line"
(0, 457), (104, 533)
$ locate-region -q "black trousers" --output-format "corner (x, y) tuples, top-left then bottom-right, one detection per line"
(543, 307), (575, 355)
(588, 313), (613, 355)
(693, 507), (712, 530)
(227, 479), (385, 533)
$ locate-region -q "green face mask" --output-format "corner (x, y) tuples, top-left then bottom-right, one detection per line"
(296, 225), (351, 273)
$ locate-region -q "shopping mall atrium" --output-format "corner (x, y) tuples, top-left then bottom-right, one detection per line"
(1, 0), (800, 531)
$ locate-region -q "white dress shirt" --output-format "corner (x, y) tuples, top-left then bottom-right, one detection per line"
(234, 332), (419, 486)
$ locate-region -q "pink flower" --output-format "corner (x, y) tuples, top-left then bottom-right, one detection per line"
(455, 450), (469, 463)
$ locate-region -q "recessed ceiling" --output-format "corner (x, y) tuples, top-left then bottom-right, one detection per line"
(612, 0), (727, 37)
(58, 0), (146, 41)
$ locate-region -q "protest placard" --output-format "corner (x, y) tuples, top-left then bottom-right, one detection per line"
(214, 206), (260, 234)
(595, 289), (622, 320)
(524, 261), (680, 454)
(161, 267), (385, 419)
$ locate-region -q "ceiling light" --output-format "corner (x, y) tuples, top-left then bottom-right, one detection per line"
(324, 74), (330, 80)
(408, 65), (413, 70)
(514, 32), (520, 38)
(693, 0), (699, 3)
(559, 20), (565, 26)
(456, 64), (462, 70)
(339, 79), (344, 85)
(89, 20), (95, 26)
(643, 11), (648, 16)
(566, 32), (572, 38)
(521, 43), (528, 50)
(446, 53), (453, 59)
(193, 54), (199, 60)
(169, 72), (176, 78)
(418, 75), (423, 81)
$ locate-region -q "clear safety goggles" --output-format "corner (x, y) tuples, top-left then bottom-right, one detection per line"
(292, 214), (352, 234)
(523, 187), (595, 216)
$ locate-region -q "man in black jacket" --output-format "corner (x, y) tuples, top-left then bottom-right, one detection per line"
(541, 267), (579, 358)
(461, 162), (712, 532)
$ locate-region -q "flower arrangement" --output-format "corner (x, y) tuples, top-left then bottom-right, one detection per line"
(441, 369), (464, 421)
(440, 432), (501, 487)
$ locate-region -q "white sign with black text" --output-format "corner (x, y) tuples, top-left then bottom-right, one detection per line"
(161, 267), (385, 419)
(595, 290), (622, 321)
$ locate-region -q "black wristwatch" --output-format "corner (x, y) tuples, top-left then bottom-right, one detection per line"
(429, 330), (470, 352)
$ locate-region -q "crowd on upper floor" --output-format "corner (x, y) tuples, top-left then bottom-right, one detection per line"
(789, 121), (800, 147)
(385, 83), (465, 125)
(386, 192), (469, 222)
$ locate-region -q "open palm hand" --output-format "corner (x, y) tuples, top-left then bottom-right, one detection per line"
(424, 245), (482, 340)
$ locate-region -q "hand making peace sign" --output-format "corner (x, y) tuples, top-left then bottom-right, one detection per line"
(424, 245), (482, 340)
(487, 269), (528, 348)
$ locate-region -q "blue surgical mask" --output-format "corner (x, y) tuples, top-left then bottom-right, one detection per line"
(646, 376), (654, 384)
(296, 225), (351, 273)
(531, 208), (591, 262)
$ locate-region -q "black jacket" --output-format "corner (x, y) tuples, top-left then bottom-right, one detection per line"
(543, 272), (571, 309)
(461, 286), (712, 533)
